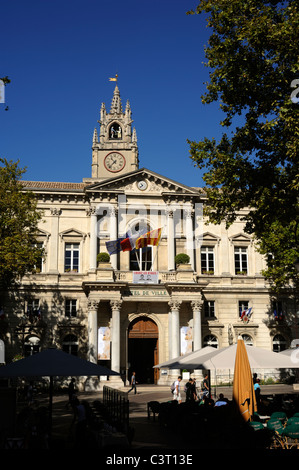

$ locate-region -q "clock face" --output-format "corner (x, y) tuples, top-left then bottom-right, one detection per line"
(104, 152), (126, 172)
(137, 180), (148, 191)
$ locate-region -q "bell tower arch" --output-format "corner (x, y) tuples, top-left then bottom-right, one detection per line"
(91, 84), (139, 181)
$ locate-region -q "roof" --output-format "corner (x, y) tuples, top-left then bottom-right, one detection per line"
(21, 181), (87, 192)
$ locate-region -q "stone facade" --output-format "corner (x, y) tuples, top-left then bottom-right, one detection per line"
(1, 85), (296, 386)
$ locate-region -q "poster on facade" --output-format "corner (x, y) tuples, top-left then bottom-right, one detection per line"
(98, 327), (111, 360)
(180, 326), (193, 356)
(133, 271), (159, 284)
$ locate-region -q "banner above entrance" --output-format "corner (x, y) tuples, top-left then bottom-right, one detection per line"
(133, 271), (159, 284)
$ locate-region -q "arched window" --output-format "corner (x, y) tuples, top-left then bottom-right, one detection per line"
(129, 221), (153, 271)
(203, 335), (218, 349)
(240, 334), (253, 346)
(24, 336), (40, 357)
(62, 334), (78, 356)
(109, 123), (122, 139)
(273, 334), (287, 352)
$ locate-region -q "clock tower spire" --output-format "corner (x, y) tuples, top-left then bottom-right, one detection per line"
(91, 85), (139, 180)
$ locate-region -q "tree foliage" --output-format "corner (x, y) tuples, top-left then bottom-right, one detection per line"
(0, 158), (43, 292)
(187, 0), (299, 291)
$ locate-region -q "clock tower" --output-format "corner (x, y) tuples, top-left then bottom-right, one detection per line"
(91, 85), (139, 181)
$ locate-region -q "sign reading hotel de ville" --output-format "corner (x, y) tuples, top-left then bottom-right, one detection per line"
(133, 271), (159, 284)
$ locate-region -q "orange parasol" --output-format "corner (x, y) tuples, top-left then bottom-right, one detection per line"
(233, 338), (257, 421)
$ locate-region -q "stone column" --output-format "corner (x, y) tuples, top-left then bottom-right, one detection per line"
(185, 207), (195, 270)
(88, 299), (98, 363)
(167, 207), (175, 271)
(110, 300), (122, 373)
(191, 299), (203, 351)
(89, 207), (98, 270)
(168, 300), (181, 380)
(109, 206), (118, 270)
(169, 300), (181, 359)
(49, 208), (61, 273)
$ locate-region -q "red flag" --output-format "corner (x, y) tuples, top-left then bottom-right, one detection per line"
(135, 228), (162, 250)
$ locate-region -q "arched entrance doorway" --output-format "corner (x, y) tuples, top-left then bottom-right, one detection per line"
(128, 316), (159, 384)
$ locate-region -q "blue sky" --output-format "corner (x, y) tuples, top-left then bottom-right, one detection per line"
(1, 0), (225, 188)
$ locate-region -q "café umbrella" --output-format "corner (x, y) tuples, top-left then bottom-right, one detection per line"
(232, 338), (257, 421)
(0, 347), (119, 437)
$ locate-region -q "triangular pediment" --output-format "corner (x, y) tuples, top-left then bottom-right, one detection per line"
(85, 168), (200, 196)
(201, 232), (221, 243)
(229, 233), (252, 244)
(59, 228), (87, 240)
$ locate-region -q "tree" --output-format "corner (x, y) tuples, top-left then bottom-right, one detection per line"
(187, 0), (299, 291)
(0, 158), (44, 293)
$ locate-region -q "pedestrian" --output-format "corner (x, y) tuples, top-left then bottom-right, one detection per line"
(27, 381), (35, 406)
(173, 376), (182, 404)
(201, 373), (210, 399)
(185, 378), (197, 402)
(66, 377), (76, 408)
(254, 378), (261, 408)
(72, 398), (87, 447)
(128, 371), (137, 394)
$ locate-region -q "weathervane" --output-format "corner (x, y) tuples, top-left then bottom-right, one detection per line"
(109, 74), (118, 83)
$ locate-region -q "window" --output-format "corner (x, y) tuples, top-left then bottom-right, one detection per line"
(65, 300), (77, 318)
(204, 300), (215, 318)
(239, 301), (249, 318)
(34, 242), (44, 272)
(203, 335), (218, 348)
(240, 334), (253, 346)
(234, 247), (248, 274)
(64, 243), (79, 272)
(24, 336), (40, 357)
(201, 246), (214, 274)
(27, 299), (41, 322)
(272, 300), (284, 321)
(273, 334), (287, 352)
(130, 246), (152, 271)
(62, 334), (78, 355)
(128, 221), (152, 271)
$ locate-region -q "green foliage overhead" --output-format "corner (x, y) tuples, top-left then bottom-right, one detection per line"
(187, 0), (299, 291)
(0, 158), (43, 290)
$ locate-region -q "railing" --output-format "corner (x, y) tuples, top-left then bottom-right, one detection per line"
(103, 386), (129, 435)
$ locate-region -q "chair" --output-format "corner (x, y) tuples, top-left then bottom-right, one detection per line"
(286, 417), (299, 427)
(267, 421), (287, 449)
(282, 424), (299, 449)
(267, 419), (284, 434)
(249, 421), (264, 431)
(270, 411), (287, 423)
(4, 437), (25, 449)
(147, 401), (160, 421)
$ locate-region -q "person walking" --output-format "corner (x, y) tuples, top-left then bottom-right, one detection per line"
(201, 373), (210, 399)
(173, 376), (182, 404)
(66, 377), (76, 408)
(128, 371), (137, 394)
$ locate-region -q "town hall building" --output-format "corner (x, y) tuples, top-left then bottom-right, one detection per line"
(1, 85), (296, 386)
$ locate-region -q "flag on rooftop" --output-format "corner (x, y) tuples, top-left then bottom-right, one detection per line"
(109, 74), (118, 82)
(135, 228), (162, 250)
